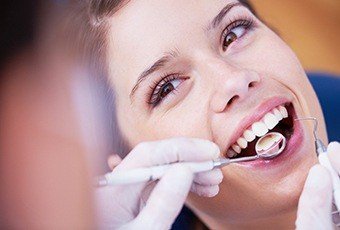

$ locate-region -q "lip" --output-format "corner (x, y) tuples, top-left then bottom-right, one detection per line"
(226, 96), (291, 152)
(236, 103), (304, 168)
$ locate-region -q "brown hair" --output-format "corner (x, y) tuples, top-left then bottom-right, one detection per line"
(73, 0), (256, 83)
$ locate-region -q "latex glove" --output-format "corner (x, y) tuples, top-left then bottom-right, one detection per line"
(95, 137), (223, 229)
(296, 142), (340, 230)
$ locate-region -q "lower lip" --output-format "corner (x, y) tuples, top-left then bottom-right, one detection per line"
(236, 109), (304, 169)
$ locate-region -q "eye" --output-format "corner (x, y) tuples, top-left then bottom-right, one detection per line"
(159, 79), (180, 98)
(148, 74), (188, 107)
(222, 19), (253, 51)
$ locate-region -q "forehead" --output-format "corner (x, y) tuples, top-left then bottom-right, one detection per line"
(107, 0), (235, 87)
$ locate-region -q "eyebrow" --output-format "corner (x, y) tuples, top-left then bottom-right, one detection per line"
(129, 50), (179, 101)
(210, 2), (243, 29)
(129, 1), (243, 102)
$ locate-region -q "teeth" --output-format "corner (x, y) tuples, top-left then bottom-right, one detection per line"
(227, 104), (291, 157)
(237, 137), (248, 149)
(243, 130), (256, 142)
(263, 113), (279, 130)
(232, 144), (241, 154)
(227, 149), (237, 157)
(273, 108), (283, 120)
(251, 122), (268, 137)
(279, 106), (288, 118)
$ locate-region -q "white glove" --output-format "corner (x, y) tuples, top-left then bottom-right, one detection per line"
(296, 142), (340, 230)
(95, 137), (223, 229)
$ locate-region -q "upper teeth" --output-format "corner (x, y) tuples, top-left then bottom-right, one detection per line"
(227, 105), (289, 157)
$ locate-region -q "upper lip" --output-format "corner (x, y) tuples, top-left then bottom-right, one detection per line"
(224, 97), (291, 155)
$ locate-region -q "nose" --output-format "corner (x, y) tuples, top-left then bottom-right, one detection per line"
(206, 60), (261, 113)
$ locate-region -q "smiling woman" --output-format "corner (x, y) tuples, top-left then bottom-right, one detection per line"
(71, 0), (329, 229)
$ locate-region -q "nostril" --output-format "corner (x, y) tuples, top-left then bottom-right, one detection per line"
(248, 79), (260, 88)
(227, 95), (239, 106)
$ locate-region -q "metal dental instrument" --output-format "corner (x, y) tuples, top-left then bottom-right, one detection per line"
(96, 132), (287, 187)
(295, 117), (340, 212)
(294, 117), (326, 152)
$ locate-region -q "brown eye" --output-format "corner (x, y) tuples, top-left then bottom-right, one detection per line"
(160, 82), (175, 99)
(222, 25), (247, 51)
(224, 32), (238, 48)
(149, 76), (187, 107)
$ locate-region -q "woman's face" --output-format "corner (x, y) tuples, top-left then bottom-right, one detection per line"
(106, 0), (327, 227)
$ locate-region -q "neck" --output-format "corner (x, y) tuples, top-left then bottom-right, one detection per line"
(200, 209), (297, 230)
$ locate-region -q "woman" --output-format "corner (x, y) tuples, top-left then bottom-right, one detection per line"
(73, 0), (336, 228)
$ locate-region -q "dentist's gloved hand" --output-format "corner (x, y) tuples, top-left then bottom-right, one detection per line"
(296, 142), (340, 230)
(95, 137), (223, 229)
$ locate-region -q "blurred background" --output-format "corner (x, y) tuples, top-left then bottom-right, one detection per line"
(0, 0), (339, 229)
(252, 0), (340, 75)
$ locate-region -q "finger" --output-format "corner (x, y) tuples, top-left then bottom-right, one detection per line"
(193, 169), (223, 186)
(139, 182), (157, 211)
(107, 154), (122, 170)
(327, 142), (340, 173)
(95, 185), (138, 228)
(117, 137), (220, 170)
(132, 164), (194, 229)
(190, 184), (219, 197)
(296, 165), (333, 230)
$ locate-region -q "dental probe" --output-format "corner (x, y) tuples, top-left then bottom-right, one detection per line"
(295, 117), (340, 212)
(95, 132), (286, 187)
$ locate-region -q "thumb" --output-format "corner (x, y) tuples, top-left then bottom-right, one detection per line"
(296, 165), (333, 230)
(130, 164), (194, 229)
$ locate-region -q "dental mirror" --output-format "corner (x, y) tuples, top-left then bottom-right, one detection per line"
(255, 132), (286, 159)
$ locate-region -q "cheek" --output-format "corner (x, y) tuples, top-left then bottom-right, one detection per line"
(145, 108), (211, 140)
(246, 30), (306, 85)
(117, 98), (212, 147)
(241, 29), (325, 135)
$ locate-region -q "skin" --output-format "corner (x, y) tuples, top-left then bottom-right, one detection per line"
(105, 0), (328, 228)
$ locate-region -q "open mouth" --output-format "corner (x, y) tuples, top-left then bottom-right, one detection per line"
(226, 103), (295, 159)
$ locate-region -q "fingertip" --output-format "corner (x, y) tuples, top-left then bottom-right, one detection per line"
(211, 169), (223, 185)
(194, 169), (223, 186)
(203, 185), (219, 197)
(191, 184), (220, 197)
(207, 185), (219, 197)
(328, 141), (340, 150)
(328, 142), (340, 173)
(188, 138), (220, 159)
(216, 169), (223, 183)
(211, 142), (221, 159)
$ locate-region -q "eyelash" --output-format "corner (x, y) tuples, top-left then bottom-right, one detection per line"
(147, 17), (255, 107)
(221, 17), (254, 51)
(147, 73), (189, 107)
